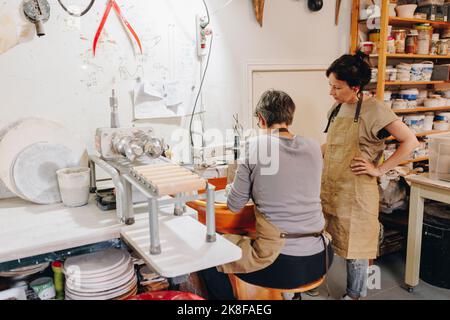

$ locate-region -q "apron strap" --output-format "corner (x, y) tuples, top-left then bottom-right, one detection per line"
(280, 231), (323, 239)
(324, 104), (342, 133)
(324, 94), (364, 133)
(354, 94), (363, 123)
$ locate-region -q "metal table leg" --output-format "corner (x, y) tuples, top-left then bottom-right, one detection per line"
(121, 177), (135, 225)
(206, 184), (216, 242)
(149, 198), (161, 255)
(174, 193), (184, 216)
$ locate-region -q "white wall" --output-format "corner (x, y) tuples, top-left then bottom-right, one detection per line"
(0, 0), (352, 157)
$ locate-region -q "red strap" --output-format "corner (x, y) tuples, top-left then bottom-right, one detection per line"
(93, 0), (143, 57)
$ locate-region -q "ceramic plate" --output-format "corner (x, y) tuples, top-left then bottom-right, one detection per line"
(64, 249), (130, 276)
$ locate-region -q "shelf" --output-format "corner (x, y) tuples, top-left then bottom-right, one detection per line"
(393, 106), (450, 114)
(386, 130), (450, 141)
(385, 81), (446, 85)
(387, 54), (450, 59)
(399, 156), (429, 165)
(389, 17), (450, 29)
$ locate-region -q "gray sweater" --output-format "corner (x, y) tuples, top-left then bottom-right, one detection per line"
(227, 133), (326, 256)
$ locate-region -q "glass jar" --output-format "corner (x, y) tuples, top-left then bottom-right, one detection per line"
(414, 24), (433, 55)
(438, 39), (449, 55)
(392, 29), (407, 54)
(406, 33), (418, 54)
(387, 36), (396, 54)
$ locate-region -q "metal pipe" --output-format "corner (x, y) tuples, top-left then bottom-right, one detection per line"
(121, 177), (134, 225)
(88, 159), (97, 193)
(149, 198), (161, 255)
(89, 155), (128, 224)
(174, 193), (184, 216)
(206, 183), (216, 242)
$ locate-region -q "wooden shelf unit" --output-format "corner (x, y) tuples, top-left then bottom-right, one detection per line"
(393, 106), (450, 114)
(389, 17), (450, 29)
(385, 81), (446, 85)
(351, 0), (450, 166)
(386, 130), (450, 142)
(387, 53), (450, 59)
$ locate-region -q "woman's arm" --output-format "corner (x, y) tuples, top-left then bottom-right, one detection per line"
(351, 120), (419, 177)
(226, 163), (252, 213)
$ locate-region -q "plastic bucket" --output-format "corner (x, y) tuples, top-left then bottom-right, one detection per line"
(56, 167), (90, 207)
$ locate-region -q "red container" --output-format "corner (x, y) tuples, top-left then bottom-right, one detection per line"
(127, 291), (204, 300)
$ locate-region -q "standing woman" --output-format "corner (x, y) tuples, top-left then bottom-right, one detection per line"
(322, 52), (419, 300)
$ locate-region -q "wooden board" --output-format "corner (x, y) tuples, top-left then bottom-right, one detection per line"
(120, 214), (242, 278)
(406, 173), (450, 191)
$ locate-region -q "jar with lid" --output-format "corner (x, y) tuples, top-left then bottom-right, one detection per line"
(438, 39), (449, 56)
(431, 33), (440, 55)
(369, 29), (381, 54)
(387, 36), (396, 54)
(392, 29), (407, 54)
(406, 31), (418, 54)
(414, 24), (433, 55)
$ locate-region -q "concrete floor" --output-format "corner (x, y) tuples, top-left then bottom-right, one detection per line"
(302, 252), (450, 300)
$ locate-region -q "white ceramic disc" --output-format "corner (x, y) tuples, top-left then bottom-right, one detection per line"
(12, 143), (80, 204)
(0, 118), (87, 203)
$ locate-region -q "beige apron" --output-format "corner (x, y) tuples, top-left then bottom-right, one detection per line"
(217, 207), (285, 274)
(321, 101), (380, 260)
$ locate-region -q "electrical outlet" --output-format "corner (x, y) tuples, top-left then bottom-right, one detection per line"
(196, 15), (211, 57)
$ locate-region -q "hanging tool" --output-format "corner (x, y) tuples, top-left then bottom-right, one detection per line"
(252, 0), (265, 27)
(22, 0), (51, 37)
(335, 0), (342, 25)
(93, 0), (143, 57)
(57, 0), (95, 17)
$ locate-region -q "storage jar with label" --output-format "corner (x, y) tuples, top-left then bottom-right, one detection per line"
(414, 24), (433, 55)
(387, 36), (396, 54)
(393, 29), (407, 54)
(406, 31), (418, 54)
(438, 39), (449, 55)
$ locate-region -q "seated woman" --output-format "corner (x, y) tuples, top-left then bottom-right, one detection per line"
(199, 90), (333, 300)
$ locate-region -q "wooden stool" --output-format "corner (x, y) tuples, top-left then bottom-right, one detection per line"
(228, 274), (325, 300)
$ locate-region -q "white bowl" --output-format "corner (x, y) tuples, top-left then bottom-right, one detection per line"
(389, 3), (397, 17)
(395, 4), (417, 18)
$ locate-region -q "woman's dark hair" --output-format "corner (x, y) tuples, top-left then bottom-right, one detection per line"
(326, 51), (371, 91)
(254, 90), (295, 127)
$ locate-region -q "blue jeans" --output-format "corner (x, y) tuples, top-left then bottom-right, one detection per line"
(346, 259), (368, 299)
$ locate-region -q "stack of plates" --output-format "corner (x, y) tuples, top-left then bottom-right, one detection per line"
(64, 249), (137, 300)
(0, 262), (49, 279)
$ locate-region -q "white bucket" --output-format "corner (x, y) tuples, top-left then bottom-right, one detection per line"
(56, 167), (90, 207)
(424, 112), (435, 131)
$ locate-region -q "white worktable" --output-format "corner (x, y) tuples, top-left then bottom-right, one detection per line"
(0, 197), (241, 277)
(405, 174), (450, 291)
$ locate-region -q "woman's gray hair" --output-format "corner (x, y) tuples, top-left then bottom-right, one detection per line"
(254, 90), (295, 127)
